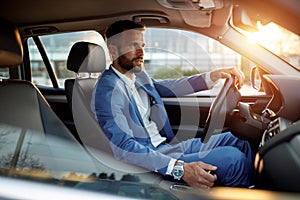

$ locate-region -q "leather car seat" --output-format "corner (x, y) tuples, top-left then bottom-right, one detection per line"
(0, 18), (84, 143)
(0, 19), (98, 174)
(66, 42), (155, 174)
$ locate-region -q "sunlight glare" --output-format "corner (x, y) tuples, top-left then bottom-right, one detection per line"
(245, 22), (282, 52)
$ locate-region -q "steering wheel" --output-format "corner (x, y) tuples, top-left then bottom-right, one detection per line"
(201, 76), (241, 143)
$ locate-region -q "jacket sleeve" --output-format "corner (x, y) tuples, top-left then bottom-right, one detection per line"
(153, 73), (209, 97)
(92, 76), (172, 175)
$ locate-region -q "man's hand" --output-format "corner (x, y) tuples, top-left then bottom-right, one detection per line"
(210, 67), (245, 89)
(182, 161), (217, 190)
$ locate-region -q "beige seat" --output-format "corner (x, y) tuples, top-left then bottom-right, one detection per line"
(0, 19), (78, 142)
(0, 19), (102, 174)
(66, 42), (155, 174)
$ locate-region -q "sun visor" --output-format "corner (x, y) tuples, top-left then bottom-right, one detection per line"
(180, 10), (212, 27)
(156, 0), (224, 27)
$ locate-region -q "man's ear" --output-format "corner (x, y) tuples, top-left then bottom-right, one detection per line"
(108, 44), (119, 61)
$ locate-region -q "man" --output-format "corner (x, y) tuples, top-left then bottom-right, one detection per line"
(92, 20), (254, 189)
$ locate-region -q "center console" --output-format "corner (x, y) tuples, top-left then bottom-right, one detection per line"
(259, 117), (291, 148)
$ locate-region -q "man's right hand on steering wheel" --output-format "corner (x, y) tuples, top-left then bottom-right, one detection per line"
(209, 66), (245, 89)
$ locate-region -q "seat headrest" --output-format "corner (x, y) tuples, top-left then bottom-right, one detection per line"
(0, 19), (23, 68)
(67, 41), (107, 73)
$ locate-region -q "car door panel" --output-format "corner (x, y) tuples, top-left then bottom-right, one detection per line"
(163, 97), (211, 140)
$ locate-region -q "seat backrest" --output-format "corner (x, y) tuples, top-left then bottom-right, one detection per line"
(67, 42), (150, 173)
(65, 42), (106, 111)
(0, 20), (84, 143)
(0, 19), (100, 173)
(66, 41), (111, 151)
(0, 19), (81, 143)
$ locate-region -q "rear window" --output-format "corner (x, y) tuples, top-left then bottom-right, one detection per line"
(0, 68), (9, 79)
(28, 31), (108, 87)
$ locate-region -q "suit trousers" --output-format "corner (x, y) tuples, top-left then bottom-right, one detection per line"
(156, 132), (254, 187)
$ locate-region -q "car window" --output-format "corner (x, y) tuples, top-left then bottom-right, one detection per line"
(144, 28), (258, 96)
(238, 22), (300, 71)
(75, 180), (111, 191)
(148, 186), (179, 200)
(0, 68), (9, 79)
(28, 31), (109, 87)
(0, 124), (101, 180)
(117, 184), (146, 198)
(28, 28), (258, 95)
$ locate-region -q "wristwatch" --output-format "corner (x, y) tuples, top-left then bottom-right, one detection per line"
(172, 160), (184, 180)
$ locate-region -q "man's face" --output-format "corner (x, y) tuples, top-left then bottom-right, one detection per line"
(114, 29), (145, 73)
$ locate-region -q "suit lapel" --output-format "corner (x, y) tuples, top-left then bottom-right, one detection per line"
(110, 68), (175, 141)
(135, 75), (175, 141)
(135, 75), (161, 105)
(109, 67), (145, 126)
(124, 83), (145, 127)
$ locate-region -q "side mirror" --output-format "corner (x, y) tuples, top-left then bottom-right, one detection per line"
(250, 66), (272, 94)
(250, 66), (263, 91)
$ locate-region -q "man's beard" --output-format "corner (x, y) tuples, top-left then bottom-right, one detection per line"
(118, 54), (143, 73)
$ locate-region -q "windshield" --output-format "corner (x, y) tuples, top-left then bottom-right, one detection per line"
(242, 22), (300, 70)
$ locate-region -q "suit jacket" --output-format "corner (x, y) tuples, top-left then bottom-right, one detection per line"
(92, 66), (208, 175)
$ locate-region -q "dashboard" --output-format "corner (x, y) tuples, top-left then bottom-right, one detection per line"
(254, 74), (300, 192)
(262, 74), (300, 122)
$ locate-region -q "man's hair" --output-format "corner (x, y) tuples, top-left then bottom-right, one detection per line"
(104, 20), (145, 44)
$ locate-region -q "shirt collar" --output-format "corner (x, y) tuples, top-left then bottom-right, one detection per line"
(111, 65), (136, 89)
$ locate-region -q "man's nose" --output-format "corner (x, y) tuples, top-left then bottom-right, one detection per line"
(136, 46), (144, 55)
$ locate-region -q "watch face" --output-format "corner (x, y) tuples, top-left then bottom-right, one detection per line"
(173, 169), (181, 176)
(172, 161), (184, 180)
(173, 167), (183, 177)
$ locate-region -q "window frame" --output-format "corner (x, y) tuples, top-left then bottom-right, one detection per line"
(26, 30), (105, 89)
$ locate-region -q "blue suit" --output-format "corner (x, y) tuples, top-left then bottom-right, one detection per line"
(92, 66), (254, 187)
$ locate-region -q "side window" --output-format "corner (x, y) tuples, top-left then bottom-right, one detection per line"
(117, 184), (146, 198)
(148, 187), (178, 200)
(0, 68), (9, 79)
(28, 31), (109, 88)
(144, 28), (255, 95)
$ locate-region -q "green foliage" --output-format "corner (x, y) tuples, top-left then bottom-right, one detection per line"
(152, 66), (203, 79)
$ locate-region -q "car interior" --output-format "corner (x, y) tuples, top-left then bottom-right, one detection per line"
(0, 0), (299, 199)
